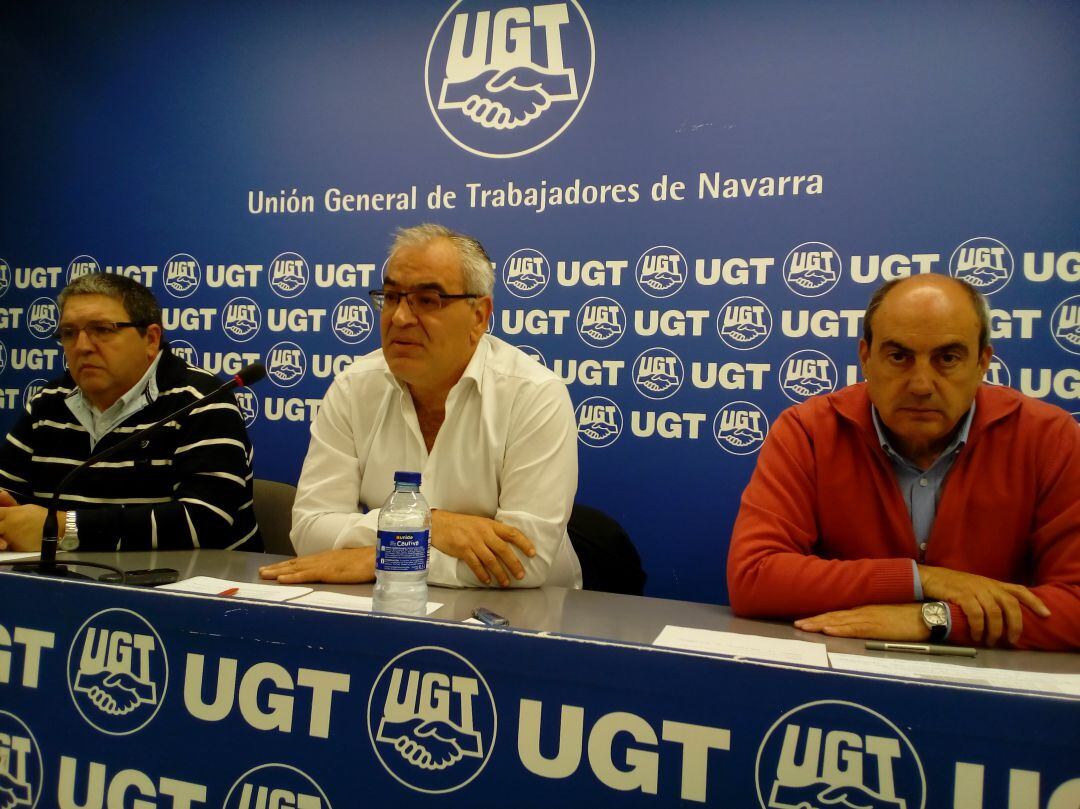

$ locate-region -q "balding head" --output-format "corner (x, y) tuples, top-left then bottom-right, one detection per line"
(864, 275), (990, 353)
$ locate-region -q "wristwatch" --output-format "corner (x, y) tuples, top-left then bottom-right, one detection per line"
(59, 510), (80, 552)
(921, 601), (949, 642)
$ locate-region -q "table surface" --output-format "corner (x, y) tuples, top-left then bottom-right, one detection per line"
(58, 549), (1079, 676)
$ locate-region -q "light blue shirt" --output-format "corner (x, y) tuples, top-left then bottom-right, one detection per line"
(65, 353), (163, 449)
(871, 403), (975, 617)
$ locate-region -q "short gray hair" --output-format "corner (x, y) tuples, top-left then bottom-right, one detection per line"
(864, 275), (990, 352)
(58, 273), (163, 331)
(389, 223), (495, 297)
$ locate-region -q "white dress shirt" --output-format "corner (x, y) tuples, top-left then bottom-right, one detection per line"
(291, 334), (582, 588)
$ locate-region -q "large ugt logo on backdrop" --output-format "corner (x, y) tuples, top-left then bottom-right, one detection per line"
(425, 1), (595, 158)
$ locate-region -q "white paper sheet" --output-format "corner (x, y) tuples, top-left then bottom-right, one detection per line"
(829, 652), (1080, 697)
(0, 552), (42, 563)
(653, 626), (830, 668)
(289, 590), (443, 616)
(157, 575), (312, 602)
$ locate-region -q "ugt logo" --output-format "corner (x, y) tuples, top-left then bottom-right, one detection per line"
(425, 1), (595, 158)
(1051, 295), (1080, 356)
(66, 608), (168, 735)
(949, 237), (1013, 296)
(755, 700), (925, 809)
(331, 297), (373, 345)
(66, 255), (100, 284)
(223, 763), (332, 809)
(502, 248), (550, 299)
(779, 350), (837, 404)
(221, 297), (263, 343)
(162, 253), (202, 299)
(632, 347), (684, 401)
(713, 402), (769, 456)
(367, 646), (496, 794)
(22, 379), (47, 410)
(576, 297), (625, 349)
(0, 259), (10, 299)
(26, 298), (58, 341)
(235, 387), (259, 427)
(0, 712), (43, 809)
(636, 246), (687, 299)
(269, 252), (310, 299)
(169, 339), (200, 368)
(717, 296), (773, 351)
(266, 341), (308, 389)
(783, 242), (841, 298)
(575, 396), (622, 448)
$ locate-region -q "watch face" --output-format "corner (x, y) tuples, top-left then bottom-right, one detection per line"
(923, 602), (947, 625)
(59, 535), (79, 552)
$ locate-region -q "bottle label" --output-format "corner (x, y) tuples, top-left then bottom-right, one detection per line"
(376, 529), (430, 573)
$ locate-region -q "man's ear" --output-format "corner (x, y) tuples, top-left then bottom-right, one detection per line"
(145, 324), (163, 358)
(471, 296), (493, 343)
(858, 338), (871, 379)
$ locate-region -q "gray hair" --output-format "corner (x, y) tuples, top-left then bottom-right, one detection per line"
(58, 273), (163, 330)
(864, 275), (990, 352)
(389, 223), (495, 297)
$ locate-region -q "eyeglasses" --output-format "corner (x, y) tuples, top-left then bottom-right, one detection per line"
(54, 321), (145, 346)
(368, 288), (475, 314)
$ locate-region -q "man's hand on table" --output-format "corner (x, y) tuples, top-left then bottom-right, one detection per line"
(794, 603), (930, 642)
(0, 490), (52, 552)
(259, 548), (376, 584)
(917, 564), (1050, 646)
(431, 509), (535, 587)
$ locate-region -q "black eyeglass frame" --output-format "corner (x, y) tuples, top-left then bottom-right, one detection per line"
(368, 288), (477, 312)
(53, 321), (148, 344)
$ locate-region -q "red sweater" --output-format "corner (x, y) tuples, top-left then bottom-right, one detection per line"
(727, 383), (1080, 651)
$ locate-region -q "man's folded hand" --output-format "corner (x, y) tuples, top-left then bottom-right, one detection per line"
(917, 564), (1050, 646)
(431, 510), (535, 587)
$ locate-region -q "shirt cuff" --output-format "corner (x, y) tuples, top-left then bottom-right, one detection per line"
(912, 559), (924, 601)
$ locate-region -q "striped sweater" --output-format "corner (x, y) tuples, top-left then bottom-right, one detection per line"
(0, 346), (262, 552)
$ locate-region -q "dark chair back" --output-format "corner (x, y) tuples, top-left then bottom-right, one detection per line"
(567, 503), (647, 595)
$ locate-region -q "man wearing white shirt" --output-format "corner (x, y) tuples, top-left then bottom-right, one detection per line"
(260, 224), (581, 588)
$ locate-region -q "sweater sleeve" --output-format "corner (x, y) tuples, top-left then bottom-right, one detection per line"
(726, 406), (916, 618)
(947, 413), (1080, 651)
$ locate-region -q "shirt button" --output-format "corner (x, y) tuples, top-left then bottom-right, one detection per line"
(919, 478), (928, 487)
(919, 542), (928, 551)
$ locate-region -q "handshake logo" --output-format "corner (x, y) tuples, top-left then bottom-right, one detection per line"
(949, 237), (1012, 296)
(368, 647), (496, 793)
(426, 1), (595, 158)
(67, 609), (168, 735)
(0, 713), (41, 809)
(755, 700), (925, 809)
(1051, 296), (1080, 356)
(779, 350), (837, 404)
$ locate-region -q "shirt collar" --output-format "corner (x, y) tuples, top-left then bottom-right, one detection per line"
(871, 401), (976, 465)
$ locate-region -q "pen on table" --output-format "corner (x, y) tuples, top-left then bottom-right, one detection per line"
(217, 587), (239, 597)
(865, 640), (977, 658)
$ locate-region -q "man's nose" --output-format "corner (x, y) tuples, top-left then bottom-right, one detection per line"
(72, 329), (96, 351)
(907, 358), (935, 395)
(391, 297), (419, 326)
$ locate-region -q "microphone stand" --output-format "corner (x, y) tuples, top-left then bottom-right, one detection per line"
(7, 364), (263, 580)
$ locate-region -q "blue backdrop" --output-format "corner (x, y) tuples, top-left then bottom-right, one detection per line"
(1, 0), (1077, 603)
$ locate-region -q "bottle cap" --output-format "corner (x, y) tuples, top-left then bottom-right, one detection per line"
(394, 471), (422, 486)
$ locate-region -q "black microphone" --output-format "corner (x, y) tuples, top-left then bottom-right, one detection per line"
(15, 362), (265, 578)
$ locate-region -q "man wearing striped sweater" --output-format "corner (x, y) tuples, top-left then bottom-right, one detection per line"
(0, 274), (261, 553)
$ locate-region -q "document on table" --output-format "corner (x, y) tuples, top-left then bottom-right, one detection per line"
(829, 653), (1080, 697)
(0, 551), (42, 563)
(158, 576), (312, 602)
(653, 626), (830, 668)
(289, 590), (443, 615)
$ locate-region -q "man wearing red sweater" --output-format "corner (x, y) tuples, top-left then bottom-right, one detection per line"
(727, 275), (1079, 651)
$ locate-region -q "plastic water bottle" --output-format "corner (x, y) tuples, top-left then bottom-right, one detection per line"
(373, 471), (430, 616)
